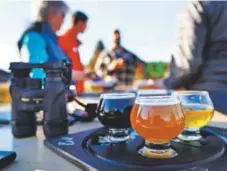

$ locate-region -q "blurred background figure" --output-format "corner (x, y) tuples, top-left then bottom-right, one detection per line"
(86, 40), (105, 72)
(95, 29), (140, 86)
(17, 0), (69, 81)
(59, 11), (89, 94)
(154, 1), (227, 114)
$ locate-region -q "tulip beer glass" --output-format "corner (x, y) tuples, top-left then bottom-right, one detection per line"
(173, 91), (214, 141)
(130, 95), (185, 158)
(97, 93), (135, 143)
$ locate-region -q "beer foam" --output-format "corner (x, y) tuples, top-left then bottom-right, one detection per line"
(101, 93), (135, 99)
(135, 96), (180, 106)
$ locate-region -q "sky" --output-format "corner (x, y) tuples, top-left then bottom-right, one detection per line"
(0, 0), (186, 71)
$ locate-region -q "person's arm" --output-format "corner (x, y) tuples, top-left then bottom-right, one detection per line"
(107, 58), (124, 71)
(67, 49), (86, 82)
(71, 70), (85, 81)
(164, 1), (208, 89)
(20, 31), (48, 79)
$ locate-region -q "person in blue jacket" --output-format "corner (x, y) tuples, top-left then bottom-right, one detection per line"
(17, 1), (69, 81)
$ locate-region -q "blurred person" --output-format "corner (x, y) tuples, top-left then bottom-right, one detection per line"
(86, 40), (105, 71)
(95, 29), (139, 85)
(17, 0), (69, 81)
(154, 1), (227, 114)
(58, 11), (88, 94)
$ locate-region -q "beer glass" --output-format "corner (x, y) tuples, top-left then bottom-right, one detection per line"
(173, 91), (214, 141)
(131, 95), (185, 158)
(97, 93), (135, 143)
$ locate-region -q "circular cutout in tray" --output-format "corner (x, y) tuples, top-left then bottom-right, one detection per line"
(82, 128), (225, 170)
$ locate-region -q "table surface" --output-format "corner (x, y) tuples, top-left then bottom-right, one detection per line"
(1, 98), (227, 171)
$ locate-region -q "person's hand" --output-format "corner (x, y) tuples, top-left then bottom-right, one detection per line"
(72, 70), (85, 81)
(85, 70), (101, 81)
(85, 70), (94, 78)
(115, 58), (124, 69)
(108, 60), (118, 71)
(153, 79), (166, 89)
(108, 59), (125, 71)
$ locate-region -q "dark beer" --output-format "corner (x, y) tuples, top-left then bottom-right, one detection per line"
(97, 93), (135, 129)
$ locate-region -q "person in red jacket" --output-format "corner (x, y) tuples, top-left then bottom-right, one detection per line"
(59, 11), (88, 94)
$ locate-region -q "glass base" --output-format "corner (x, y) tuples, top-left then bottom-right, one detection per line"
(178, 128), (202, 141)
(138, 141), (177, 158)
(108, 128), (130, 143)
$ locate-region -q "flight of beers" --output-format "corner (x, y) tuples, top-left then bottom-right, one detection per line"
(96, 90), (214, 159)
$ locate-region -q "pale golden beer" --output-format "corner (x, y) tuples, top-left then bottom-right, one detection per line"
(173, 91), (214, 141)
(183, 104), (214, 129)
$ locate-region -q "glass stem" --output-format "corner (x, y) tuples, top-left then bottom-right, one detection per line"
(108, 128), (130, 142)
(179, 128), (201, 141)
(145, 141), (171, 152)
(138, 140), (177, 158)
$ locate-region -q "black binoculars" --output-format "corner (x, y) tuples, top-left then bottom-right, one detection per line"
(9, 61), (71, 139)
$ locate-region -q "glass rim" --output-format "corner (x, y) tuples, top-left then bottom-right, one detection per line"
(135, 95), (180, 105)
(100, 92), (135, 99)
(137, 89), (171, 95)
(173, 90), (213, 106)
(173, 90), (209, 95)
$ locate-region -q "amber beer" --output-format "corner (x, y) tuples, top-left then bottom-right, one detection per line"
(183, 104), (214, 129)
(131, 100), (185, 143)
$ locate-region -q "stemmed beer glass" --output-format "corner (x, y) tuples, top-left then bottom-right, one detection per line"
(173, 91), (214, 141)
(130, 95), (185, 158)
(96, 93), (136, 143)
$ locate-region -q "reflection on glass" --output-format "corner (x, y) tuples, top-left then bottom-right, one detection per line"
(97, 93), (135, 143)
(131, 95), (185, 158)
(173, 91), (214, 141)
